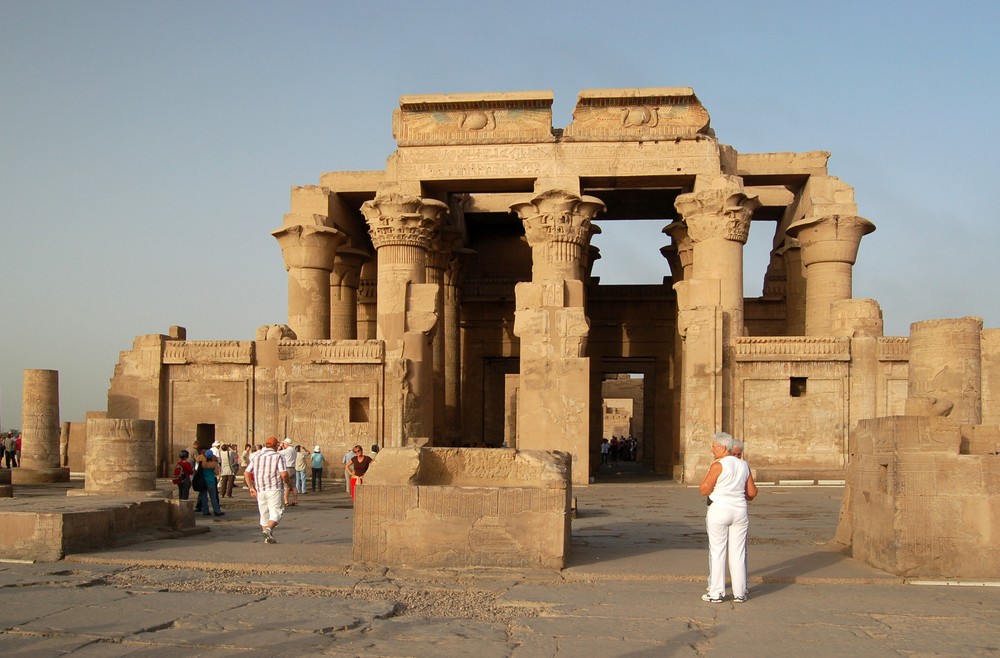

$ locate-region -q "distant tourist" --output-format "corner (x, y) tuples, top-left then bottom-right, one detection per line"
(193, 445), (224, 516)
(310, 446), (326, 492)
(294, 444), (308, 495)
(171, 450), (194, 500)
(218, 443), (236, 498)
(347, 444), (373, 502)
(699, 432), (756, 603)
(279, 438), (298, 507)
(3, 432), (16, 468)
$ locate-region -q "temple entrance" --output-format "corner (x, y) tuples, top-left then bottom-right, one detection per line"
(596, 358), (673, 479)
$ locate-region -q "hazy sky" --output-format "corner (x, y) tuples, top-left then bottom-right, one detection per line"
(2, 1), (998, 428)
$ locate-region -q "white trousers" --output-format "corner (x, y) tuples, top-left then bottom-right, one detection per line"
(256, 488), (285, 527)
(706, 503), (749, 598)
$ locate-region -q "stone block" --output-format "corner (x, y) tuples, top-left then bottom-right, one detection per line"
(354, 447), (571, 569)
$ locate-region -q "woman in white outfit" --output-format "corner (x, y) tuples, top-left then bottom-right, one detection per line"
(699, 432), (757, 603)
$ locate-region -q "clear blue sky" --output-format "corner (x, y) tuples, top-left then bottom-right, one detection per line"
(2, 0), (998, 428)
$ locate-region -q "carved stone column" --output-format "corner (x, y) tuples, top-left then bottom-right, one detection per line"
(272, 214), (346, 340)
(674, 175), (758, 339)
(361, 193), (447, 445)
(14, 369), (70, 484)
(82, 418), (158, 494)
(777, 237), (806, 336)
(511, 190), (604, 486)
(786, 214), (875, 336)
(357, 261), (377, 340)
(672, 176), (757, 483)
(329, 247), (370, 340)
(425, 227), (454, 443)
(662, 220), (694, 283)
(442, 245), (474, 445)
(907, 316), (983, 425)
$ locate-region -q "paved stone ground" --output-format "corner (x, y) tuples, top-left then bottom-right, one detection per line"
(1, 465), (999, 656)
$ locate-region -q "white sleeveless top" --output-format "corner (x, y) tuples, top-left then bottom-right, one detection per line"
(708, 455), (750, 509)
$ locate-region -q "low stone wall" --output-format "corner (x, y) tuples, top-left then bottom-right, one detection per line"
(0, 498), (195, 562)
(841, 416), (1000, 578)
(353, 447), (572, 569)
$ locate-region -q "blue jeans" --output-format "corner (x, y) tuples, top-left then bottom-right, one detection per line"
(196, 483), (222, 515)
(296, 470), (307, 493)
(177, 479), (191, 500)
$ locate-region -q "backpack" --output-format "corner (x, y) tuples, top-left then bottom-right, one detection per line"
(191, 465), (206, 492)
(171, 462), (188, 485)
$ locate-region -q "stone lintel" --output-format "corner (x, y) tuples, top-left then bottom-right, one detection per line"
(289, 185), (331, 215)
(317, 170), (385, 193)
(394, 91), (555, 147)
(735, 151), (831, 177)
(745, 185), (795, 208)
(564, 87), (711, 141)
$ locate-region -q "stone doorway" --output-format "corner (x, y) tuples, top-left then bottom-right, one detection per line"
(597, 358), (670, 476)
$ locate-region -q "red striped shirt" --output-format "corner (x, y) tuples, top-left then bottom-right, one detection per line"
(245, 448), (287, 491)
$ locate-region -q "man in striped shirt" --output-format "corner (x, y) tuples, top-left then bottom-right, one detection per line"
(244, 436), (289, 544)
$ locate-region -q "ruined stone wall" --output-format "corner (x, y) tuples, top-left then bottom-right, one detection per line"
(354, 447), (571, 569)
(106, 335), (385, 475)
(733, 337), (850, 475)
(844, 416), (1000, 578)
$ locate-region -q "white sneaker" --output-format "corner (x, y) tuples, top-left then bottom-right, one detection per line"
(262, 527), (276, 544)
(733, 595), (747, 603)
(701, 593), (724, 603)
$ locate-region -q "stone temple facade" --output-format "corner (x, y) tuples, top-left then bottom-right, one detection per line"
(106, 88), (968, 493)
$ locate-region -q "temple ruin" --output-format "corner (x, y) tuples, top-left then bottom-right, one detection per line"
(103, 88), (991, 502)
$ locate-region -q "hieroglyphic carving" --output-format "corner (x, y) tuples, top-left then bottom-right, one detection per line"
(393, 141), (719, 180)
(735, 336), (851, 361)
(877, 337), (910, 361)
(163, 341), (254, 365)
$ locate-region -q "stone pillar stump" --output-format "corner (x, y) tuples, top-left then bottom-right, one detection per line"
(13, 369), (69, 484)
(82, 418), (160, 494)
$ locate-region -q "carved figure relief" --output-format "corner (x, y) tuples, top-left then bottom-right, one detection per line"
(459, 110), (496, 132)
(622, 106), (658, 128)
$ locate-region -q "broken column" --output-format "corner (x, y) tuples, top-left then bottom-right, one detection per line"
(82, 418), (159, 494)
(907, 316), (983, 424)
(13, 369), (69, 484)
(511, 189), (603, 485)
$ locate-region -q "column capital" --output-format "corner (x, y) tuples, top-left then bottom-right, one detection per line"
(786, 214), (875, 266)
(271, 217), (346, 271)
(511, 190), (604, 281)
(511, 189), (605, 250)
(361, 194), (447, 250)
(674, 176), (759, 244)
(331, 246), (370, 288)
(426, 225), (463, 273)
(662, 220), (694, 280)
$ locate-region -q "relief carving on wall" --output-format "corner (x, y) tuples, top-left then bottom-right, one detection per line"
(393, 92), (555, 146)
(563, 88), (712, 142)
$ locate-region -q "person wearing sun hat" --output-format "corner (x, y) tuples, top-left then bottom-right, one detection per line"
(279, 438), (298, 507)
(310, 445), (326, 492)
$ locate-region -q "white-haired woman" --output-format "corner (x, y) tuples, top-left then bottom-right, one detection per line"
(699, 432), (757, 603)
